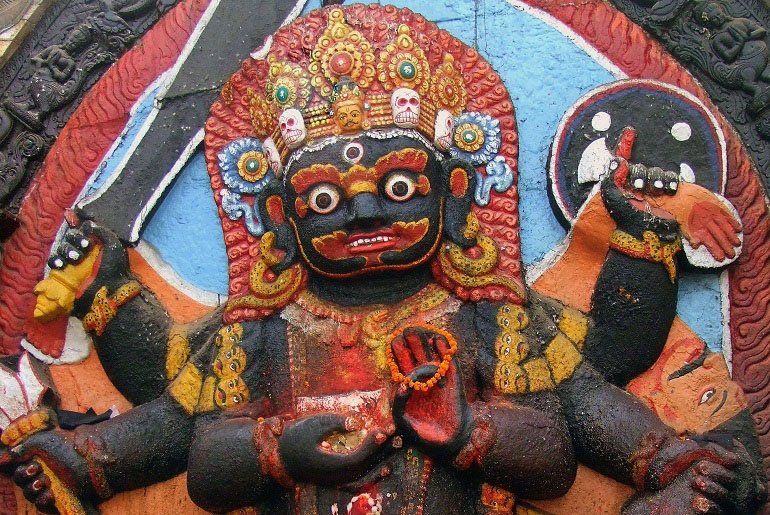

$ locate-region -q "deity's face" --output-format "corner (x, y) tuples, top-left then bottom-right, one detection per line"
(283, 135), (445, 277)
(334, 103), (364, 133)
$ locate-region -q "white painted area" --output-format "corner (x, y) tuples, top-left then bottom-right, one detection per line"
(505, 0), (628, 79)
(21, 318), (93, 365)
(577, 137), (613, 184)
(251, 35), (273, 60)
(720, 270), (733, 375)
(0, 353), (47, 430)
(671, 121), (692, 142)
(592, 111), (612, 132)
(680, 163), (696, 183)
(135, 240), (225, 307)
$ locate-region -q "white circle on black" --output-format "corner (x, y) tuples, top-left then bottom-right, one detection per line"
(671, 122), (692, 142)
(342, 142), (364, 165)
(591, 112), (612, 132)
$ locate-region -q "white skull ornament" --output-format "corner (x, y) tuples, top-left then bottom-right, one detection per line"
(391, 88), (420, 128)
(434, 110), (454, 151)
(279, 108), (306, 149)
(262, 137), (282, 175)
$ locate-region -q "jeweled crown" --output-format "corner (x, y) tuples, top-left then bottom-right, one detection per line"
(247, 8), (468, 170)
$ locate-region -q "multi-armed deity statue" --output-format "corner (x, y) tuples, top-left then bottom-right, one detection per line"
(1, 3), (769, 514)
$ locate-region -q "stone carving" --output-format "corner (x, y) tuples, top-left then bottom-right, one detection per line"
(1, 5), (768, 514)
(613, 0), (770, 189)
(0, 0), (179, 228)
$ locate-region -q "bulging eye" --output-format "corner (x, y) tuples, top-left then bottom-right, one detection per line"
(700, 388), (716, 404)
(308, 184), (340, 214)
(385, 173), (416, 201)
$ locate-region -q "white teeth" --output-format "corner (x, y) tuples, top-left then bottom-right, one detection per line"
(348, 235), (394, 248)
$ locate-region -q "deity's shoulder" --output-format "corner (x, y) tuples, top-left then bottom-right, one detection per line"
(472, 291), (591, 396)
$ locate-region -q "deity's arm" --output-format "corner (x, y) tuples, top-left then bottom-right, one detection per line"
(9, 327), (235, 510)
(583, 170), (682, 387)
(184, 315), (298, 512)
(186, 414), (280, 513)
(556, 361), (674, 485)
(10, 393), (198, 509)
(34, 220), (224, 404)
(463, 391), (577, 499)
(467, 303), (577, 499)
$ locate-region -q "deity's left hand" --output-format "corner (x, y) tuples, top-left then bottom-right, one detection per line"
(277, 413), (391, 486)
(391, 327), (472, 459)
(643, 433), (767, 514)
(602, 158), (742, 263)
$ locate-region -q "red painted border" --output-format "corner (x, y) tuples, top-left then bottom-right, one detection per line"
(0, 0), (210, 355)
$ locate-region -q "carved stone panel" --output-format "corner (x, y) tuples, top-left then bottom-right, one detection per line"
(1, 1), (770, 514)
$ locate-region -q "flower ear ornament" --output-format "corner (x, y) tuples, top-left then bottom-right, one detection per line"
(476, 156), (514, 207)
(218, 138), (274, 237)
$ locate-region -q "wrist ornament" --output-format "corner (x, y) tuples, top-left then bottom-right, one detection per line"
(453, 403), (496, 470)
(253, 417), (294, 488)
(609, 230), (682, 283)
(81, 280), (141, 335)
(73, 428), (113, 500)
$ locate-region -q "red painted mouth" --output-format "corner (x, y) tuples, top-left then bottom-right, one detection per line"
(312, 219), (430, 264)
(346, 229), (398, 254)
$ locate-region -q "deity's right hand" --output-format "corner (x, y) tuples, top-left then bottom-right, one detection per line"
(8, 429), (95, 513)
(635, 433), (766, 513)
(275, 413), (391, 486)
(34, 219), (129, 323)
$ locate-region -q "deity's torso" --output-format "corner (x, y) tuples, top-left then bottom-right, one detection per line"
(187, 283), (588, 514)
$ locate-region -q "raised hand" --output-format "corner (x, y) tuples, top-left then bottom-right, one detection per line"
(644, 184), (743, 263)
(390, 326), (471, 458)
